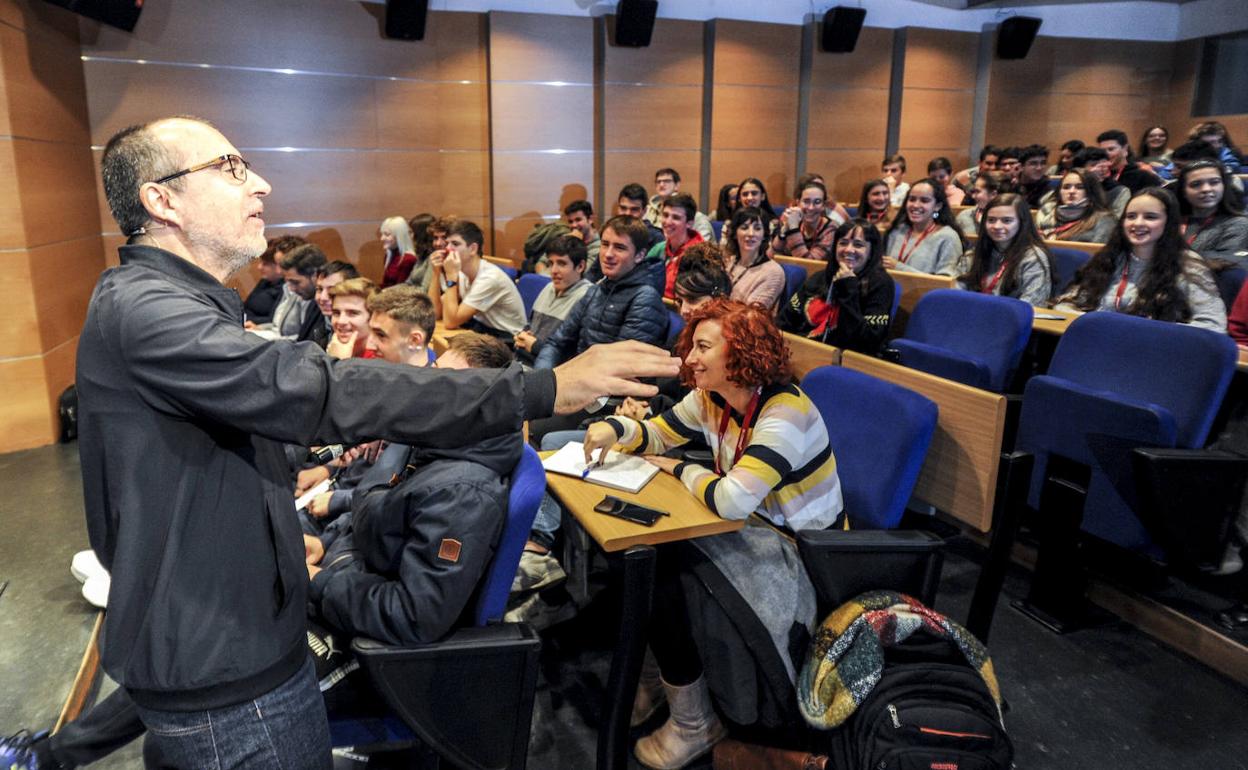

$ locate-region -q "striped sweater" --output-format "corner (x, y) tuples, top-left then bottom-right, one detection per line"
(606, 383), (843, 531)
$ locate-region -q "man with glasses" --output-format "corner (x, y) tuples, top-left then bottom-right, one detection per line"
(7, 116), (678, 770)
(643, 167), (714, 242)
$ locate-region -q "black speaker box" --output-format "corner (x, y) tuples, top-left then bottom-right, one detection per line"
(385, 0), (429, 41)
(41, 0), (142, 32)
(614, 0), (658, 48)
(997, 16), (1041, 60)
(820, 6), (866, 53)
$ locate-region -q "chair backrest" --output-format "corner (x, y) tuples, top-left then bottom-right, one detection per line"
(472, 445), (546, 625)
(666, 309), (685, 346)
(801, 366), (938, 529)
(781, 263), (807, 304)
(711, 219), (724, 243)
(1048, 312), (1238, 448)
(1048, 247), (1090, 295)
(773, 203), (786, 217)
(498, 264), (519, 281)
(516, 272), (551, 319)
(902, 289), (1034, 392)
(889, 274), (901, 323)
(845, 206), (858, 218)
(1215, 266), (1247, 313)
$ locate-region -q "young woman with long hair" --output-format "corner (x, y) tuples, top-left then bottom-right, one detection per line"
(959, 193), (1055, 306)
(780, 218), (895, 353)
(1138, 125), (1172, 165)
(956, 170), (1008, 238)
(713, 183), (739, 221)
(723, 206), (787, 310)
(883, 178), (966, 275)
(771, 179), (837, 261)
(734, 177), (778, 237)
(1035, 169), (1116, 243)
(1056, 187), (1226, 331)
(1175, 159), (1248, 266)
(857, 178), (896, 232)
(378, 215), (417, 287)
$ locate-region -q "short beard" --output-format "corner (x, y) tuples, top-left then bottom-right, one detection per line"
(188, 231), (263, 280)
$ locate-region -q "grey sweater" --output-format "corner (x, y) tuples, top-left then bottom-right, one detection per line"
(886, 224), (964, 276)
(958, 245), (1052, 307)
(1056, 251), (1227, 332)
(1035, 207), (1117, 244)
(1185, 214), (1248, 268)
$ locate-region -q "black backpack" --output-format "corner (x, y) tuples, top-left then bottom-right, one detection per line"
(831, 630), (1014, 770)
(58, 385), (78, 443)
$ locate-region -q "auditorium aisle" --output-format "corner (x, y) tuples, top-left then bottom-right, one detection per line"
(3, 443), (1248, 769)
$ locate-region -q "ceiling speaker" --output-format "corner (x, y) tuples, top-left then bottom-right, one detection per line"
(997, 16), (1041, 60)
(615, 0), (658, 48)
(821, 7), (867, 54)
(40, 0), (142, 32)
(385, 0), (429, 41)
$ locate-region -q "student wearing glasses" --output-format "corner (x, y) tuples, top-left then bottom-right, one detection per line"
(771, 180), (837, 261)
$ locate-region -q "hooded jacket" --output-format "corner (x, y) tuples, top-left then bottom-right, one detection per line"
(76, 244), (554, 711)
(309, 432), (523, 645)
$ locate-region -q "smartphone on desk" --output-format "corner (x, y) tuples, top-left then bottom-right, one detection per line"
(594, 495), (667, 527)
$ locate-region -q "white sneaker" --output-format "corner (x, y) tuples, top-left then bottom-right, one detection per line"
(71, 549), (107, 584)
(82, 573), (110, 609)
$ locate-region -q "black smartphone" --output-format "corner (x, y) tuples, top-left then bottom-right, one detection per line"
(593, 495), (665, 526)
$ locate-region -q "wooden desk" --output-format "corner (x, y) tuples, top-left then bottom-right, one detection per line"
(772, 253), (823, 279)
(430, 321), (473, 354)
(542, 452), (743, 553)
(1240, 347), (1248, 373)
(841, 351), (1007, 534)
(1030, 307), (1083, 336)
(1046, 239), (1102, 256)
(484, 255), (517, 270)
(542, 451), (741, 770)
(785, 332), (841, 379)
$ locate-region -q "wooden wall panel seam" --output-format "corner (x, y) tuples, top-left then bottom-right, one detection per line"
(80, 55), (489, 85)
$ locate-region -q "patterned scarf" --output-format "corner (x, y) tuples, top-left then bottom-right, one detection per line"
(797, 590), (1002, 729)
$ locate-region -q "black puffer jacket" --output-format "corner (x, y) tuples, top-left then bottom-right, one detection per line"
(309, 432), (522, 645)
(533, 263), (668, 367)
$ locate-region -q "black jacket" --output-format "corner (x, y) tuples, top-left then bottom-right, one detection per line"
(309, 432), (522, 645)
(533, 263), (668, 368)
(779, 269), (895, 355)
(1118, 163), (1162, 194)
(243, 278), (283, 324)
(76, 245), (555, 710)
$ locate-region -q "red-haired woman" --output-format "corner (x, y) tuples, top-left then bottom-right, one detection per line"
(582, 299), (843, 769)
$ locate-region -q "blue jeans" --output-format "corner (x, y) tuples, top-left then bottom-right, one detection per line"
(133, 658), (331, 769)
(530, 430), (587, 548)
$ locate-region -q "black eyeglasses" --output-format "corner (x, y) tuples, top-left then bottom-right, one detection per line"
(153, 154), (250, 185)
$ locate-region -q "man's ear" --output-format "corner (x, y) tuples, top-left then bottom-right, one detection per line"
(138, 182), (180, 230)
(409, 328), (427, 349)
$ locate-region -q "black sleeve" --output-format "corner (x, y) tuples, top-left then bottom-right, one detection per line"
(110, 282), (555, 448)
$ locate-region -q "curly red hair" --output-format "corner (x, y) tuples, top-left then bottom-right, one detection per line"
(675, 298), (792, 389)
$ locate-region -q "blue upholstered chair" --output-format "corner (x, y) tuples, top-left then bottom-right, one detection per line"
(516, 272), (551, 319)
(1048, 247), (1090, 295)
(800, 365), (938, 530)
(331, 445), (547, 769)
(1014, 313), (1238, 630)
(498, 263), (519, 281)
(780, 262), (807, 306)
(889, 289), (1033, 393)
(1215, 265), (1246, 313)
(711, 219), (724, 242)
(845, 206), (859, 218)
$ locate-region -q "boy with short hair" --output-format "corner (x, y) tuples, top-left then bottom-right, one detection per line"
(431, 220), (526, 338)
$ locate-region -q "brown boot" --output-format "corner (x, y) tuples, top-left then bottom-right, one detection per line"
(633, 676), (727, 769)
(630, 648), (665, 727)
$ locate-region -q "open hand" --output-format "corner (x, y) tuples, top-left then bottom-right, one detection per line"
(553, 341), (681, 414)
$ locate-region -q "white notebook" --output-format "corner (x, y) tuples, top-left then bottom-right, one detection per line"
(542, 441), (660, 494)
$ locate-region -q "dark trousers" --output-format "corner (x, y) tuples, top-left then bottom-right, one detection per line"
(647, 542), (704, 687)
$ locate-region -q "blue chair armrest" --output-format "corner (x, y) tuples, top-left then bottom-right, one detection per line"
(891, 339), (991, 391)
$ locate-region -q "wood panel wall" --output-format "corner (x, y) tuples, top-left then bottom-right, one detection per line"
(986, 36), (1177, 157)
(0, 0), (103, 451)
(81, 0), (490, 289)
(898, 28), (977, 178)
(488, 11), (593, 264)
(601, 17), (704, 218)
(709, 20), (802, 212)
(806, 25), (894, 205)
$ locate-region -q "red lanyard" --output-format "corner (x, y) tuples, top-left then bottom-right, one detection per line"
(897, 223), (936, 264)
(1182, 215), (1215, 246)
(1113, 260), (1131, 310)
(1044, 219), (1081, 240)
(981, 259), (1008, 294)
(714, 387), (763, 476)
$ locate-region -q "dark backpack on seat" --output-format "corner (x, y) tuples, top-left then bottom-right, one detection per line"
(831, 630), (1014, 770)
